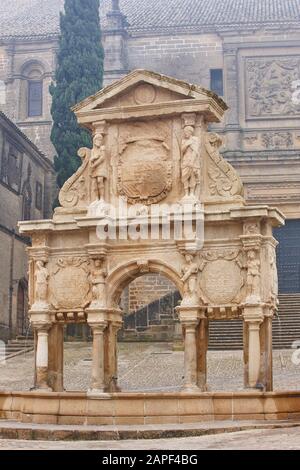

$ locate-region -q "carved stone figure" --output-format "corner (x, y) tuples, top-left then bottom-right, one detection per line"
(90, 258), (107, 308)
(246, 250), (261, 302)
(181, 253), (199, 305)
(34, 260), (49, 308)
(244, 221), (260, 235)
(269, 247), (279, 305)
(181, 126), (201, 198)
(90, 133), (108, 201)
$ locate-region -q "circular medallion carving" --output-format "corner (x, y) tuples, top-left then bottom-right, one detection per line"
(50, 265), (90, 310)
(134, 84), (156, 105)
(200, 260), (243, 304)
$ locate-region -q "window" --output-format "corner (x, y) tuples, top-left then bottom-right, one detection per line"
(35, 181), (43, 211)
(28, 80), (43, 117)
(210, 69), (224, 97)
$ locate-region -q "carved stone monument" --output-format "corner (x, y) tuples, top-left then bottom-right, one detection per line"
(19, 70), (284, 398)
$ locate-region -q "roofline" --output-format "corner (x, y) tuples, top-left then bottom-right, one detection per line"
(1, 18), (300, 41)
(72, 69), (228, 113)
(0, 111), (53, 170)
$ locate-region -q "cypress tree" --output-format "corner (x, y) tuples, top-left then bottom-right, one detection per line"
(50, 0), (104, 192)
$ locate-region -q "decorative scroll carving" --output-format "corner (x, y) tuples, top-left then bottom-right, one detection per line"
(49, 257), (91, 310)
(205, 133), (244, 199)
(261, 132), (293, 149)
(246, 57), (300, 118)
(117, 121), (172, 205)
(58, 147), (90, 208)
(199, 249), (245, 304)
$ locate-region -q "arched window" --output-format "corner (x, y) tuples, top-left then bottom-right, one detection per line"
(19, 62), (45, 120)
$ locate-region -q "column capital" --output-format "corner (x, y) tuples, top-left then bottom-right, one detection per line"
(32, 321), (52, 332)
(176, 305), (205, 325)
(87, 308), (109, 325)
(90, 322), (108, 333)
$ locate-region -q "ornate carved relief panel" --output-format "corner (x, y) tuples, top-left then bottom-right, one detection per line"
(246, 56), (300, 119)
(49, 257), (91, 310)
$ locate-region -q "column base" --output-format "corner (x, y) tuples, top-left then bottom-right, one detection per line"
(87, 389), (107, 398)
(31, 386), (53, 393)
(182, 384), (200, 393)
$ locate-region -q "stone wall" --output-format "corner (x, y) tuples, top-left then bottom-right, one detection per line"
(0, 114), (54, 341)
(121, 274), (176, 314)
(126, 34), (223, 86)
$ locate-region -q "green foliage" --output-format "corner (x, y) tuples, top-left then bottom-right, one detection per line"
(50, 0), (104, 192)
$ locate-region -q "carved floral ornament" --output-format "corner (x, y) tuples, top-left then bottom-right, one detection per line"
(246, 57), (300, 118)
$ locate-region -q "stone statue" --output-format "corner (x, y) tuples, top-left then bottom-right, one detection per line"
(246, 250), (261, 302)
(269, 247), (279, 305)
(90, 133), (108, 201)
(181, 253), (199, 305)
(90, 259), (107, 307)
(181, 126), (201, 198)
(34, 260), (49, 307)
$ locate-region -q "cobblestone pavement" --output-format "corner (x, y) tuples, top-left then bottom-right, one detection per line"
(0, 342), (299, 392)
(0, 426), (299, 449)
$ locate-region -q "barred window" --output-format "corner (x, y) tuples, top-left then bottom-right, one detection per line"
(28, 80), (43, 117)
(210, 69), (224, 97)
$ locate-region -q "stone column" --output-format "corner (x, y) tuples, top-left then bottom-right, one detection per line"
(177, 306), (201, 391)
(48, 324), (64, 392)
(196, 317), (208, 391)
(90, 322), (107, 393)
(247, 321), (262, 388)
(183, 321), (199, 390)
(105, 321), (122, 392)
(243, 321), (249, 388)
(35, 324), (52, 390)
(259, 312), (273, 392)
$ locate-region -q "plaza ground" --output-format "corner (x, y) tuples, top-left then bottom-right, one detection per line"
(0, 342), (299, 392)
(0, 426), (299, 449)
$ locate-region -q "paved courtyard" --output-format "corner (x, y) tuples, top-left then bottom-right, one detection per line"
(0, 342), (299, 392)
(0, 426), (299, 449)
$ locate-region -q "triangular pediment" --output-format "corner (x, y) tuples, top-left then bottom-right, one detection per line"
(72, 69), (227, 114)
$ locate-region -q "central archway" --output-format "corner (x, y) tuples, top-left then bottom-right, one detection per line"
(106, 259), (184, 308)
(106, 260), (184, 392)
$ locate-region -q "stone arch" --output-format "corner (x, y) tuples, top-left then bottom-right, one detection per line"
(20, 60), (48, 79)
(106, 259), (184, 308)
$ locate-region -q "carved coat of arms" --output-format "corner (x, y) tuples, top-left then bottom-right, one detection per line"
(117, 122), (172, 205)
